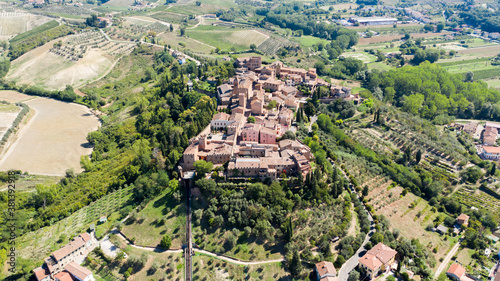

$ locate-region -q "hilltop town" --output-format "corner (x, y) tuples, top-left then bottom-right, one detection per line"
(181, 57), (362, 180)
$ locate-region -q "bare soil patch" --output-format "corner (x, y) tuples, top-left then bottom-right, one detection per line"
(0, 91), (100, 175)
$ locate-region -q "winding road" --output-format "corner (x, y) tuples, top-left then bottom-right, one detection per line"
(331, 158), (376, 281)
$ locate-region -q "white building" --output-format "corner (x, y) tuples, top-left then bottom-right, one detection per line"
(481, 146), (500, 160)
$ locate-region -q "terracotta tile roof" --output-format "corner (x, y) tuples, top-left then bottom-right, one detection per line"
(54, 271), (77, 281)
(359, 253), (383, 271)
(52, 234), (89, 262)
(359, 243), (397, 271)
(447, 263), (465, 279)
(33, 266), (50, 281)
(316, 261), (337, 278)
(65, 262), (92, 281)
(483, 146), (500, 154)
(213, 112), (230, 121)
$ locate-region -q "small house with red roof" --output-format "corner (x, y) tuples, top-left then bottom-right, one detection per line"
(358, 243), (397, 280)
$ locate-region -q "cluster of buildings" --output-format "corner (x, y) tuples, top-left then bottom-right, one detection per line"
(452, 121), (500, 161)
(322, 85), (362, 105)
(479, 122), (500, 160)
(33, 233), (96, 281)
(314, 243), (397, 281)
(434, 213), (470, 235)
(182, 57), (332, 180)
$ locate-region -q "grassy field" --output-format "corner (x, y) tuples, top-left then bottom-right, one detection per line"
(341, 51), (377, 63)
(121, 187), (186, 248)
(187, 25), (269, 52)
(105, 234), (185, 280)
(193, 254), (290, 280)
(368, 61), (394, 71)
(290, 35), (330, 49)
(98, 0), (135, 11)
(158, 31), (215, 53)
(485, 78), (500, 89)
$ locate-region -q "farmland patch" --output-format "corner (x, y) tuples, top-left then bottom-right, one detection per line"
(0, 90), (100, 176)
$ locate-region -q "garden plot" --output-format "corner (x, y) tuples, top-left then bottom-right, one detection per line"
(0, 91), (100, 175)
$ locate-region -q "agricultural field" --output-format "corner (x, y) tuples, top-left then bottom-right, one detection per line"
(106, 17), (171, 42)
(187, 25), (269, 53)
(258, 36), (295, 55)
(0, 103), (21, 140)
(167, 3), (221, 15)
(121, 187), (187, 248)
(149, 11), (189, 24)
(97, 0), (136, 11)
(13, 186), (133, 268)
(192, 255), (289, 281)
(485, 78), (500, 90)
(29, 5), (96, 18)
(158, 31), (215, 53)
(7, 30), (135, 90)
(452, 186), (500, 215)
(0, 91), (100, 176)
(363, 176), (452, 271)
(0, 12), (53, 40)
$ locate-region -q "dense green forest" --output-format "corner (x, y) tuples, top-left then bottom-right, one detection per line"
(457, 7), (500, 33)
(361, 62), (500, 122)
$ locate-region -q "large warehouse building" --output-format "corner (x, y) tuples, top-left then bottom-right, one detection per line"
(349, 16), (397, 25)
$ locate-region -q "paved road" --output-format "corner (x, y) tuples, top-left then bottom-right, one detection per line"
(332, 158), (375, 281)
(434, 239), (461, 278)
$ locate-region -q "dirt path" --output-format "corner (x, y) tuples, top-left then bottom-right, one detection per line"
(194, 249), (284, 265)
(346, 203), (358, 237)
(111, 227), (284, 265)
